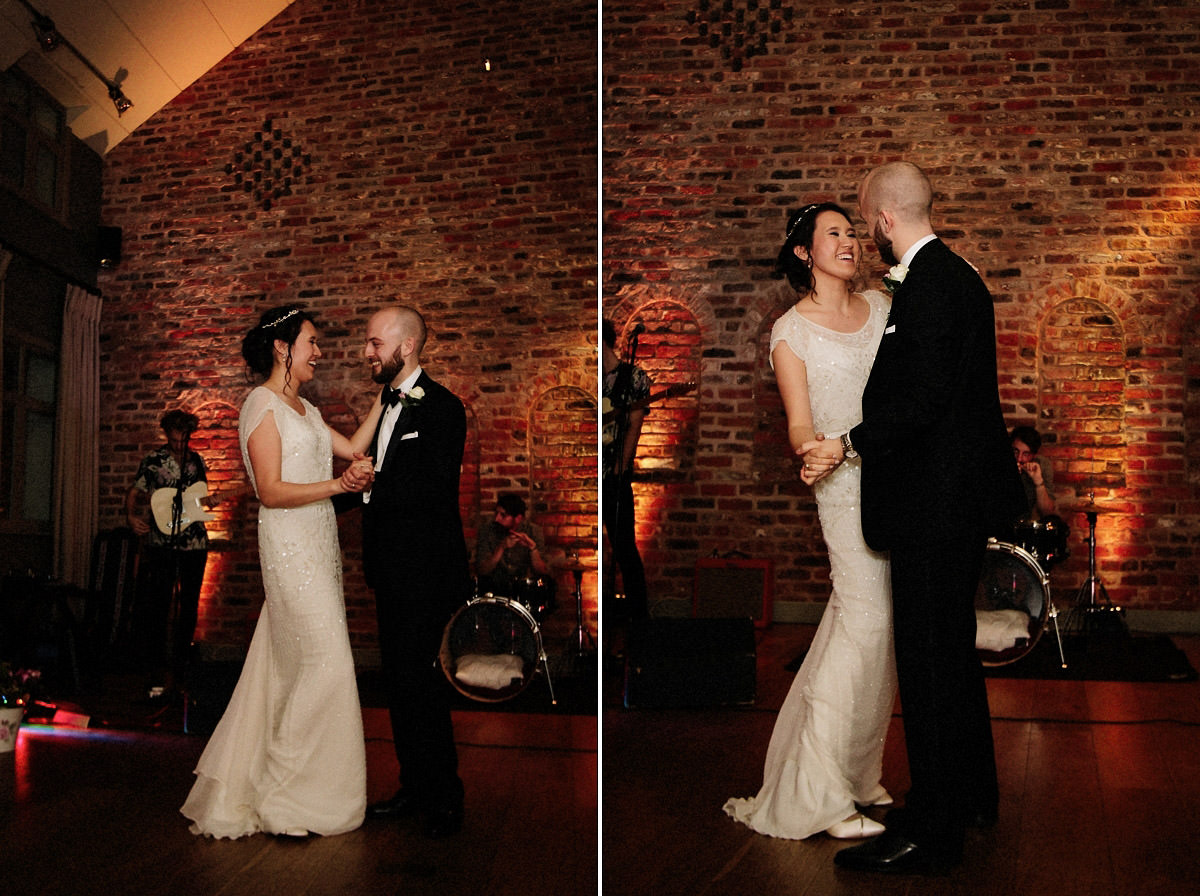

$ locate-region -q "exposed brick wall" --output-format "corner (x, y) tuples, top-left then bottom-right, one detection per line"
(97, 0), (598, 650)
(604, 0), (1200, 618)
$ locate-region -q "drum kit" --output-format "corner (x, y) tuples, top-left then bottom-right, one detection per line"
(975, 498), (1123, 668)
(975, 515), (1070, 667)
(438, 555), (596, 704)
(439, 592), (554, 703)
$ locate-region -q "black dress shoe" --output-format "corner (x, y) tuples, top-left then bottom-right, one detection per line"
(367, 790), (421, 819)
(422, 804), (463, 839)
(834, 831), (942, 875)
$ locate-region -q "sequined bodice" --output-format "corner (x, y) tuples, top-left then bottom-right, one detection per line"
(770, 290), (889, 505)
(238, 386), (341, 611)
(239, 387), (333, 496)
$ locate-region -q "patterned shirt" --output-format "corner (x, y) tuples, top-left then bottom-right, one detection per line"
(602, 361), (651, 479)
(132, 446), (209, 550)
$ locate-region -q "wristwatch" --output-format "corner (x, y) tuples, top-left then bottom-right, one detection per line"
(840, 432), (858, 459)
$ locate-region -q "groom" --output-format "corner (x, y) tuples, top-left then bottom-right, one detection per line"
(358, 304), (472, 838)
(802, 162), (1025, 873)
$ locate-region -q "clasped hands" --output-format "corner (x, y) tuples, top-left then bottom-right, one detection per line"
(797, 433), (842, 486)
(339, 452), (376, 492)
(506, 530), (537, 551)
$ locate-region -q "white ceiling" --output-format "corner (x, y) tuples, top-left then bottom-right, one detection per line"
(0, 0), (297, 155)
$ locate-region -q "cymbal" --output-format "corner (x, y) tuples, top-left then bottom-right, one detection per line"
(561, 557), (596, 572)
(1077, 503), (1108, 515)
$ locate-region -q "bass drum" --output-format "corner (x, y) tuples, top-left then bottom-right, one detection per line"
(438, 596), (552, 703)
(975, 540), (1050, 666)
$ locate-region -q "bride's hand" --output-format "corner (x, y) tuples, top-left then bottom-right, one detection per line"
(340, 457), (375, 492)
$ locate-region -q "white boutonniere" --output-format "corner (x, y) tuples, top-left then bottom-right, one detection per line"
(883, 264), (908, 294)
(400, 385), (425, 408)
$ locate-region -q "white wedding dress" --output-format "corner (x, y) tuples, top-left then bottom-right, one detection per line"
(181, 386), (366, 838)
(724, 290), (897, 839)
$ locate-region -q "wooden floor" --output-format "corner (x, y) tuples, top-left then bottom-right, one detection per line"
(7, 623), (1200, 895)
(603, 625), (1200, 896)
(1, 618), (597, 896)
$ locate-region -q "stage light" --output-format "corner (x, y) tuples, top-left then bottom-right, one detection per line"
(108, 82), (132, 115)
(17, 0), (134, 116)
(31, 12), (60, 50)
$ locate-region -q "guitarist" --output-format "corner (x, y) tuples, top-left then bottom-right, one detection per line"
(602, 319), (650, 621)
(125, 409), (209, 702)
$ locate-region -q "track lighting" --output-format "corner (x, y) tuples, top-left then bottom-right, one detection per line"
(17, 0), (134, 116)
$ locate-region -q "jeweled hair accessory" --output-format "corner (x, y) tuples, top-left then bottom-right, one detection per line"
(263, 308), (301, 328)
(785, 204), (820, 241)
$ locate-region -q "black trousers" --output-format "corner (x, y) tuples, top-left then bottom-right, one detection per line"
(887, 531), (997, 865)
(602, 474), (648, 619)
(373, 580), (463, 811)
(134, 546), (207, 682)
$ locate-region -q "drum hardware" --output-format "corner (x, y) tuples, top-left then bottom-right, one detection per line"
(474, 573), (555, 620)
(1067, 498), (1127, 637)
(515, 576), (557, 620)
(975, 539), (1067, 668)
(439, 594), (556, 704)
(1011, 514), (1070, 569)
(565, 555), (597, 656)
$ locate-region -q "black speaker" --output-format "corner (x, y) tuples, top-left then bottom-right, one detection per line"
(97, 226), (122, 268)
(623, 617), (756, 709)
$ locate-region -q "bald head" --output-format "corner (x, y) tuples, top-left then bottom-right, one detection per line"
(366, 304), (428, 386)
(860, 162), (932, 226)
(372, 305), (426, 349)
(859, 161), (935, 265)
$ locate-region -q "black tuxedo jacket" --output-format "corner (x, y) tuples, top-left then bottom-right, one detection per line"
(849, 238), (1025, 551)
(360, 371), (470, 603)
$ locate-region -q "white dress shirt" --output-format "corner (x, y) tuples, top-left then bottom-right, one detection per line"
(364, 366), (422, 504)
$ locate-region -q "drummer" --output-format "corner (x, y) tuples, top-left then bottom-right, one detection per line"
(1011, 425), (1056, 520)
(474, 493), (552, 599)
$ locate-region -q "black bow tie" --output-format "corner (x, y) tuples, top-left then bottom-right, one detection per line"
(382, 386), (404, 408)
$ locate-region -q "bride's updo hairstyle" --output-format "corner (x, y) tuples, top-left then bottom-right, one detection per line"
(241, 304), (317, 384)
(774, 201), (856, 295)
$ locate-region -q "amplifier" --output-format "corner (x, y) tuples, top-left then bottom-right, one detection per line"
(693, 557), (773, 628)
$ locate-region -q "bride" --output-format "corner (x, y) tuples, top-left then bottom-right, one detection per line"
(181, 304), (382, 838)
(724, 203), (897, 840)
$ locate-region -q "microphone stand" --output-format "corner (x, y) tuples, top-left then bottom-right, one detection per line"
(153, 481), (193, 732)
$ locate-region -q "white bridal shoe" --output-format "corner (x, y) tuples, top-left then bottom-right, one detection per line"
(858, 785), (894, 808)
(825, 814), (886, 840)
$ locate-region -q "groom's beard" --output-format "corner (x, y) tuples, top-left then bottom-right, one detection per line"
(372, 346), (404, 385)
(873, 221), (898, 267)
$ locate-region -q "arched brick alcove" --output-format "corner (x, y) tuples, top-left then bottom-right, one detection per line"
(1038, 296), (1128, 492)
(529, 384), (598, 554)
